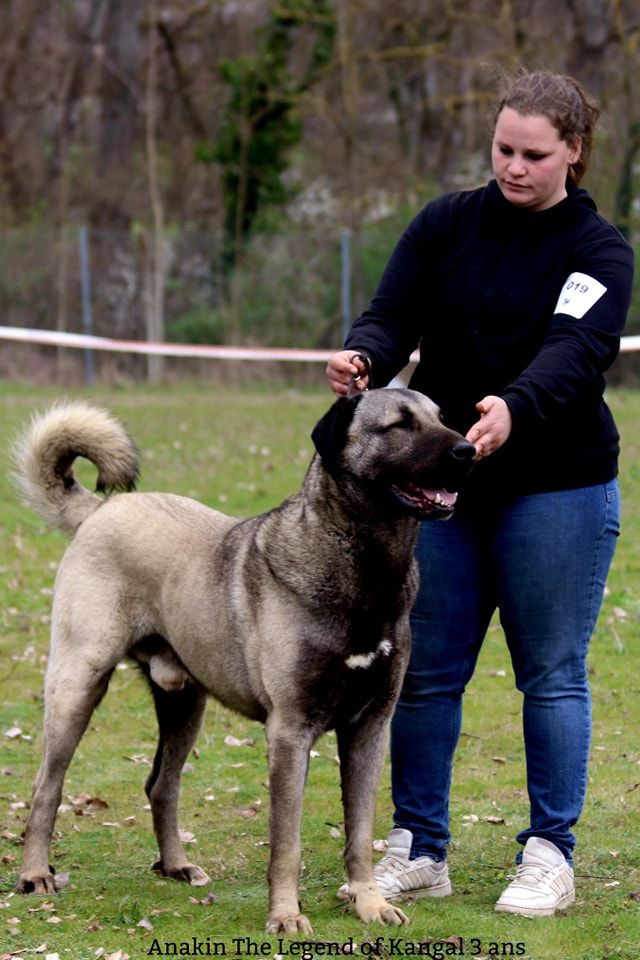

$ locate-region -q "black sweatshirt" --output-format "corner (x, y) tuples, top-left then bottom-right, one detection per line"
(345, 179), (634, 502)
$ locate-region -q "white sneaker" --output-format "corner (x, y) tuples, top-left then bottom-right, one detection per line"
(495, 837), (575, 917)
(338, 828), (452, 902)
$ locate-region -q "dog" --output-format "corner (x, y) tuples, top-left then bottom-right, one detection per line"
(13, 390), (475, 933)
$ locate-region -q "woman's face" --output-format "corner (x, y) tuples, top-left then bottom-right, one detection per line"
(492, 107), (581, 212)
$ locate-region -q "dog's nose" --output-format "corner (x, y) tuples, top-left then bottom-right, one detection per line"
(449, 440), (476, 462)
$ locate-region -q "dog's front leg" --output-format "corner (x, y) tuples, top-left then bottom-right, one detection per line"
(265, 715), (314, 935)
(337, 713), (409, 926)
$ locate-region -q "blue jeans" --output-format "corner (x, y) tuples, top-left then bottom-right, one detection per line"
(390, 480), (620, 865)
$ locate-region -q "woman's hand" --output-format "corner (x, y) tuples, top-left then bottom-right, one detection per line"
(326, 351), (370, 396)
(465, 396), (512, 459)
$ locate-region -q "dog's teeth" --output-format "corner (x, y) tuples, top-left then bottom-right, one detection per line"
(434, 493), (443, 505)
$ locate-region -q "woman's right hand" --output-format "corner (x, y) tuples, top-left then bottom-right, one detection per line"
(326, 351), (370, 396)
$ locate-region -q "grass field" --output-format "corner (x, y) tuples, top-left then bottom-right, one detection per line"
(0, 382), (638, 960)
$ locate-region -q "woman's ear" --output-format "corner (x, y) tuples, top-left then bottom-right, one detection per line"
(568, 136), (582, 166)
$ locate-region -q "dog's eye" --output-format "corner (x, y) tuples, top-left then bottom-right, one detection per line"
(376, 408), (415, 433)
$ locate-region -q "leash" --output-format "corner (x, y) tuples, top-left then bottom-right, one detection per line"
(347, 352), (372, 399)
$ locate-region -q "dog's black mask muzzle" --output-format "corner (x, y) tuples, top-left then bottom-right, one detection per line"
(390, 439), (476, 520)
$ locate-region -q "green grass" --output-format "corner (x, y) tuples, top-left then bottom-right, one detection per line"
(0, 383), (638, 960)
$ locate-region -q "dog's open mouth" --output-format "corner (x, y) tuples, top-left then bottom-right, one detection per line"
(391, 482), (458, 518)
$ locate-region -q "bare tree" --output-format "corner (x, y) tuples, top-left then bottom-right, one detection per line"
(144, 0), (166, 383)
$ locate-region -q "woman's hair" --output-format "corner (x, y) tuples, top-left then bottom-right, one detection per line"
(493, 69), (601, 184)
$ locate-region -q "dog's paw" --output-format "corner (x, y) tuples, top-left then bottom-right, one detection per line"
(265, 913), (314, 935)
(16, 870), (58, 895)
(152, 859), (210, 886)
(373, 901), (409, 926)
(349, 881), (409, 926)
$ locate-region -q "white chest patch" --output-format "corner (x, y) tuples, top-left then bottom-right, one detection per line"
(345, 638), (392, 670)
(554, 272), (607, 319)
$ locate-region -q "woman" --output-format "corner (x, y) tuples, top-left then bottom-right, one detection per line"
(327, 70), (634, 917)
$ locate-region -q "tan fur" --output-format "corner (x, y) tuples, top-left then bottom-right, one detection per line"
(12, 401), (138, 535)
(14, 392), (474, 933)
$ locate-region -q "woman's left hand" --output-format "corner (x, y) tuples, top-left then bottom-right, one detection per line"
(465, 396), (512, 460)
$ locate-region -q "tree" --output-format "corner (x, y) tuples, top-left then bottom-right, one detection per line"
(204, 0), (336, 271)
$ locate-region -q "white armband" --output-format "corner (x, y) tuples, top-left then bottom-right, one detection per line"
(554, 272), (607, 319)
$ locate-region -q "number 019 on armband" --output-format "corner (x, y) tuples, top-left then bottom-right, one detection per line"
(554, 271), (607, 319)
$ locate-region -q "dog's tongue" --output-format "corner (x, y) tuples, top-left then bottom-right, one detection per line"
(400, 483), (458, 509)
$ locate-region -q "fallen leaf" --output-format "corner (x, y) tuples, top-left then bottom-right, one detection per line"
(4, 727), (22, 739)
(483, 816), (505, 824)
(604, 880), (620, 888)
(124, 754), (151, 766)
(189, 891), (218, 906)
(27, 899), (56, 913)
(492, 756), (507, 764)
(137, 918), (154, 931)
(224, 735), (255, 747)
(70, 794), (109, 810)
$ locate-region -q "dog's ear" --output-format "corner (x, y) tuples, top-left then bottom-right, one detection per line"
(311, 394), (363, 474)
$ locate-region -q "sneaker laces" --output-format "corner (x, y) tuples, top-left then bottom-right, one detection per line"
(374, 853), (409, 876)
(511, 860), (557, 887)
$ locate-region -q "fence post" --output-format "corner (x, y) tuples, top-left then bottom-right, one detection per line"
(78, 225), (94, 386)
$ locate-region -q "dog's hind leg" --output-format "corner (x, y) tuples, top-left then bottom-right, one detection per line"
(145, 679), (210, 886)
(17, 662), (114, 894)
(337, 714), (409, 926)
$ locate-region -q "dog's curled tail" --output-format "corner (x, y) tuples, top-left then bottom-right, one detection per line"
(13, 401), (139, 535)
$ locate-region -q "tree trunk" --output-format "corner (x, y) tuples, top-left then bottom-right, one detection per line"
(144, 0), (165, 384)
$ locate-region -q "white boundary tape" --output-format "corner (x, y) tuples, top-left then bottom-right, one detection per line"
(0, 326), (330, 362)
(1, 325), (639, 361)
